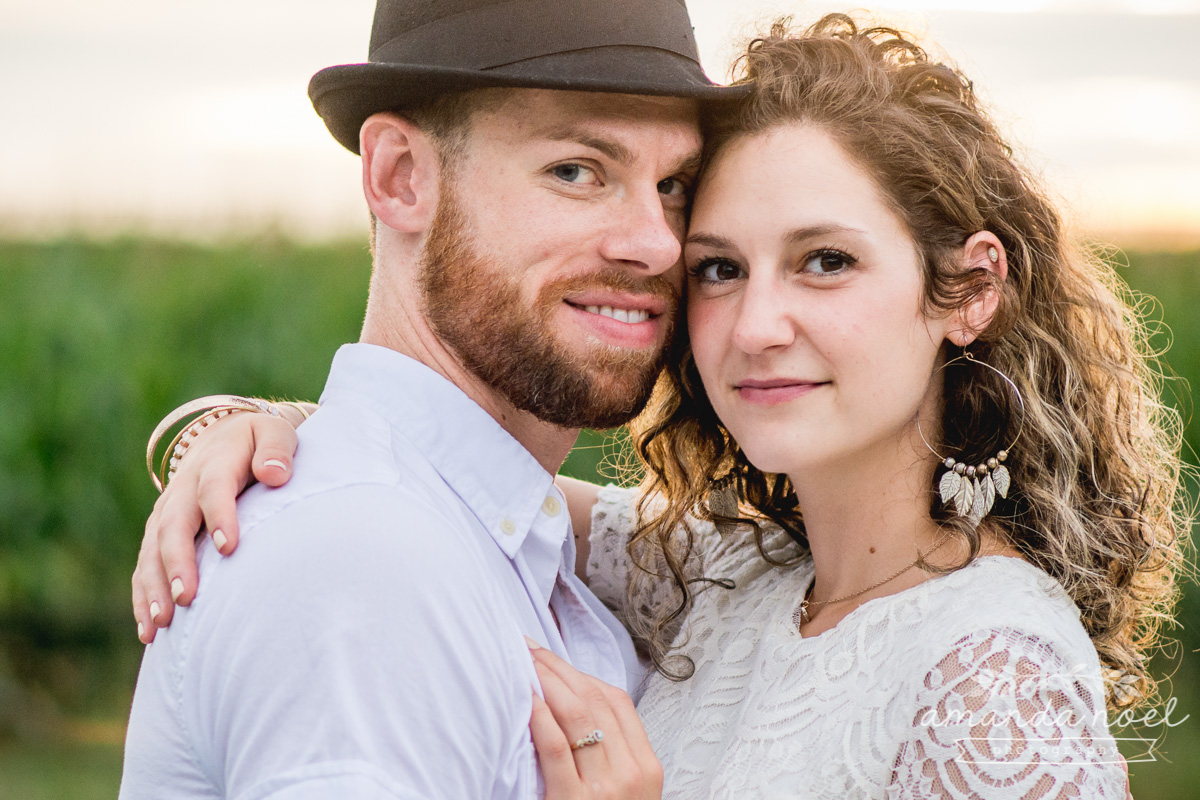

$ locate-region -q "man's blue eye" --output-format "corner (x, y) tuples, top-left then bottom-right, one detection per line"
(553, 164), (591, 183)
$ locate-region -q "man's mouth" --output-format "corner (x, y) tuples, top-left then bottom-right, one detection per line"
(564, 290), (669, 324)
(560, 290), (671, 349)
(579, 305), (652, 324)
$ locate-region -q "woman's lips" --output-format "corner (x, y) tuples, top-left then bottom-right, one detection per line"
(734, 378), (827, 405)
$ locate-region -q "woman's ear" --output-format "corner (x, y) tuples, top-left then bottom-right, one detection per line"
(946, 231), (1008, 347)
(360, 112), (443, 234)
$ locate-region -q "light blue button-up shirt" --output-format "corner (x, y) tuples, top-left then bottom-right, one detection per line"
(120, 343), (644, 800)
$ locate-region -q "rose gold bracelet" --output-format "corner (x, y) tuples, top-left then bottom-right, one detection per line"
(145, 396), (281, 492)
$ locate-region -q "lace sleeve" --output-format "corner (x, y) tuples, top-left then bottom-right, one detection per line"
(586, 484), (641, 616)
(586, 485), (697, 638)
(886, 627), (1127, 799)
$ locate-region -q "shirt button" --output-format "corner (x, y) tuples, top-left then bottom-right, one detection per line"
(500, 518), (517, 536)
(542, 496), (562, 517)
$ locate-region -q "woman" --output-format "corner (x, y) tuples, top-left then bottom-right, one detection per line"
(135, 15), (1183, 797)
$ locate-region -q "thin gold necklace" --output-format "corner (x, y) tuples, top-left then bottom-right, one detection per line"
(793, 537), (949, 628)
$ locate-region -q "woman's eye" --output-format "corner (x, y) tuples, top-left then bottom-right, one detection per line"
(802, 249), (856, 275)
(692, 258), (744, 283)
(551, 163), (598, 184)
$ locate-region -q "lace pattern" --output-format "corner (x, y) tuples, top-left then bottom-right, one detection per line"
(587, 486), (1126, 799)
(887, 628), (1123, 798)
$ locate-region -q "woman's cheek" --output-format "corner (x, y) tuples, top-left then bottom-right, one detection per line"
(686, 295), (728, 383)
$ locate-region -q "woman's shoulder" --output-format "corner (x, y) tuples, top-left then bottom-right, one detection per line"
(591, 483), (640, 536)
(917, 556), (1100, 670)
(887, 558), (1123, 795)
(934, 556), (1081, 620)
(592, 486), (800, 573)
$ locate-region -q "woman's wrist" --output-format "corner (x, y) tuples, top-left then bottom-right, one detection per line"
(146, 396), (314, 491)
(276, 401), (316, 428)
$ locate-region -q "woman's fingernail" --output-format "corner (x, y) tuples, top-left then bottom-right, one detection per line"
(213, 529), (228, 551)
(263, 458), (288, 472)
(150, 601), (162, 621)
(524, 635), (542, 650)
(171, 578), (185, 602)
(138, 622), (145, 640)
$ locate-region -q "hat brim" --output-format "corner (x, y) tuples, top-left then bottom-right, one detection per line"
(309, 47), (748, 154)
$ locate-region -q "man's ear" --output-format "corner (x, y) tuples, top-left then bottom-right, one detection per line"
(360, 112), (442, 234)
(946, 231), (1009, 347)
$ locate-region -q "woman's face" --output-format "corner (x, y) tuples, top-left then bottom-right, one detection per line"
(685, 123), (953, 476)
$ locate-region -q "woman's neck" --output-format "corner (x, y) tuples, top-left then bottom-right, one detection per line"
(788, 427), (1021, 636)
(795, 457), (939, 587)
(787, 429), (957, 635)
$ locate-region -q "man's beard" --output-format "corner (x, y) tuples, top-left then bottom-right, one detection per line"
(418, 185), (677, 429)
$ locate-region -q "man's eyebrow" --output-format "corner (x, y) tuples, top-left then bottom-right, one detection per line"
(538, 126), (636, 166)
(674, 153), (703, 178)
(535, 127), (701, 176)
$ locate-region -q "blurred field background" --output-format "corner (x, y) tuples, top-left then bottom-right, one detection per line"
(0, 237), (1196, 797)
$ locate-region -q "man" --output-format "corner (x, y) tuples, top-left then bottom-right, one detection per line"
(121, 0), (739, 797)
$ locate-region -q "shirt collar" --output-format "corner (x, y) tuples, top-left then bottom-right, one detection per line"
(319, 343), (559, 560)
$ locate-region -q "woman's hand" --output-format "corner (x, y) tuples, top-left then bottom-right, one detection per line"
(133, 410), (300, 642)
(527, 639), (663, 799)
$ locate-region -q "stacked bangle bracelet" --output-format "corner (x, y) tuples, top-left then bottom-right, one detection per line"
(145, 395), (308, 492)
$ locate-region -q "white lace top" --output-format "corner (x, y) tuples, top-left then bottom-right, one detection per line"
(587, 485), (1126, 799)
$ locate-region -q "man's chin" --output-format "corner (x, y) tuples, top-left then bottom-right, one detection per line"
(574, 371), (664, 428)
(553, 325), (668, 372)
(508, 358), (662, 430)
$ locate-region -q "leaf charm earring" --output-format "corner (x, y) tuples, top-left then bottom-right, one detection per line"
(937, 450), (1010, 524)
(920, 352), (1024, 527)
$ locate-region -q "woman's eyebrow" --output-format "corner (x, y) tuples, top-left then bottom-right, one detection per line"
(685, 232), (735, 248)
(686, 225), (865, 249)
(784, 224), (866, 244)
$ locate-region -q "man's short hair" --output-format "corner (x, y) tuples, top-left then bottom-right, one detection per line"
(368, 88), (513, 254)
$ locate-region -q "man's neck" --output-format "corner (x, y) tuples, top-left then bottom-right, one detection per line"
(360, 289), (579, 475)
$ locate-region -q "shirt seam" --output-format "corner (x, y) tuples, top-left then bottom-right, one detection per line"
(237, 473), (405, 539)
(172, 578), (221, 791)
(232, 760), (406, 800)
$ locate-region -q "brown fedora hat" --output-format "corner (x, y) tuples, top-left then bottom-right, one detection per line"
(309, 0), (745, 153)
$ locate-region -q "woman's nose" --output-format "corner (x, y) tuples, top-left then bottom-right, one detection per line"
(731, 278), (796, 354)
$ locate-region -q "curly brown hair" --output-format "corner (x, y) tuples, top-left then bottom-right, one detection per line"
(625, 14), (1190, 711)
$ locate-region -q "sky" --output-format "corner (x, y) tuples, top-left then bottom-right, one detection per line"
(2, 0), (1198, 244)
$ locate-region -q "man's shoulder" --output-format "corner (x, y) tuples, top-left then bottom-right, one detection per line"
(187, 478), (515, 653)
(234, 402), (469, 546)
(199, 411), (503, 618)
(190, 397), (519, 633)
(218, 485), (490, 610)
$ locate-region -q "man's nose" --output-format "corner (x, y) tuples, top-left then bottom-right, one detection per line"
(732, 276), (797, 354)
(598, 188), (683, 275)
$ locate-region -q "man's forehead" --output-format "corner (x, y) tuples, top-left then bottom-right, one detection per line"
(490, 89), (697, 131)
(481, 88), (702, 162)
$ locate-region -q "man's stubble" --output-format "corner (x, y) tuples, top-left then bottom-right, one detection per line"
(419, 179), (677, 430)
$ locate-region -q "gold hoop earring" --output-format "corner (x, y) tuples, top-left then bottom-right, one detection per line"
(917, 351), (1024, 526)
